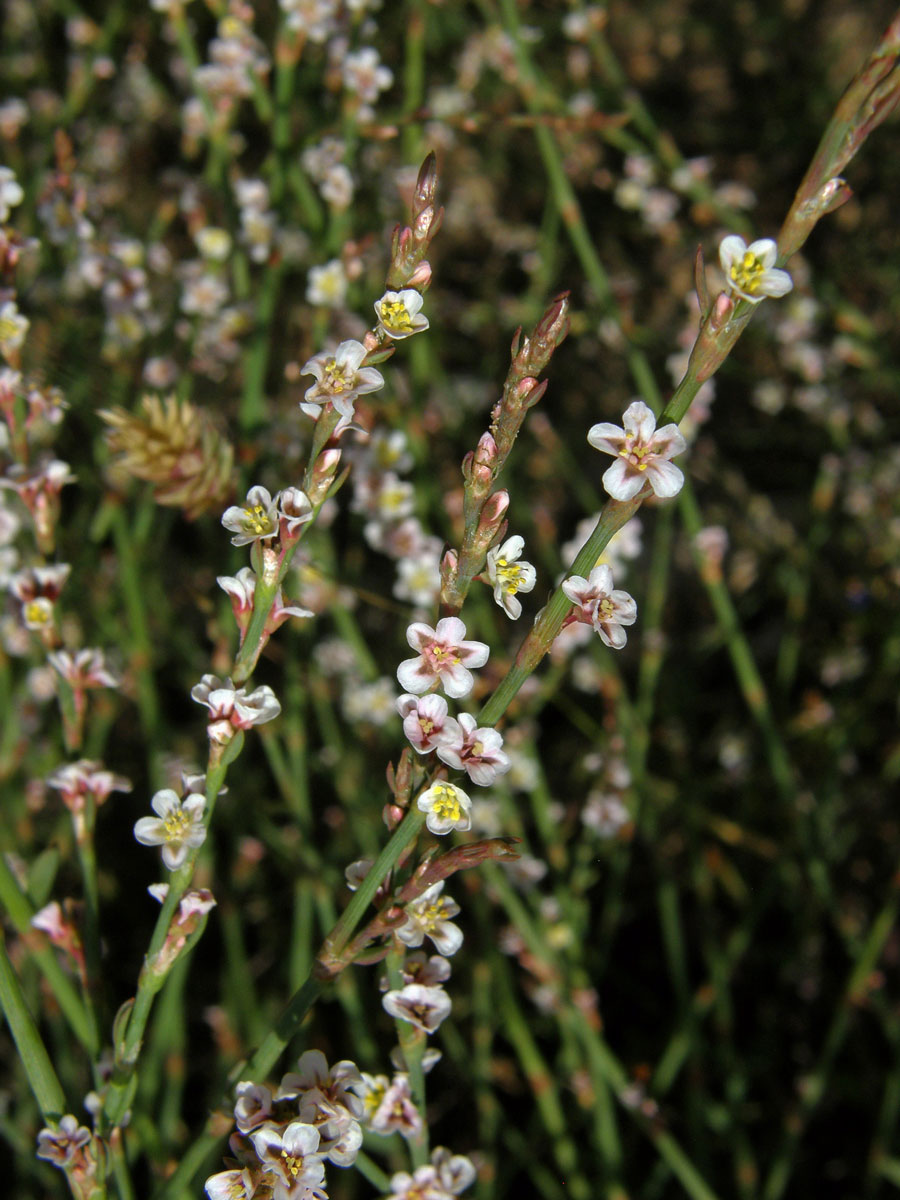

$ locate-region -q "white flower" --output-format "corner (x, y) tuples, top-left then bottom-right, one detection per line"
(397, 881), (463, 955)
(300, 339), (384, 421)
(357, 1072), (422, 1137)
(416, 780), (472, 835)
(436, 712), (510, 786)
(342, 46), (393, 104)
(394, 551), (441, 609)
(134, 788), (206, 870)
(35, 1115), (91, 1166)
(718, 235), (793, 304)
(587, 400), (686, 501)
(562, 564), (637, 649)
(397, 693), (453, 753)
(191, 674), (281, 742)
(374, 289), (429, 340)
(250, 1121), (326, 1196)
(307, 257), (347, 308)
(485, 535), (536, 619)
(0, 167), (24, 222)
(396, 616), (489, 699)
(204, 1168), (256, 1200)
(383, 983), (452, 1033)
(0, 300), (28, 357)
(221, 485), (279, 546)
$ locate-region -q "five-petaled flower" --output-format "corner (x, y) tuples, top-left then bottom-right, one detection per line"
(396, 617), (488, 699)
(374, 289), (429, 339)
(250, 1121), (326, 1196)
(134, 787), (207, 870)
(397, 881), (464, 955)
(191, 674), (282, 743)
(587, 400), (686, 502)
(718, 235), (793, 304)
(436, 713), (510, 786)
(562, 563), (638, 649)
(397, 692), (454, 753)
(416, 780), (473, 835)
(383, 983), (452, 1034)
(221, 485), (279, 546)
(485, 535), (536, 619)
(300, 339), (384, 425)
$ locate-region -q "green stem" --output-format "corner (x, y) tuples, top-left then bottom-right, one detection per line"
(0, 928), (67, 1118)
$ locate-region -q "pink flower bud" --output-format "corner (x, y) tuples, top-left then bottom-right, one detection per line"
(710, 291), (734, 331)
(407, 259), (432, 290)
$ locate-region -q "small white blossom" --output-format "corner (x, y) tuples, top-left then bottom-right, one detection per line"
(397, 881), (463, 955)
(562, 564), (637, 649)
(397, 693), (453, 754)
(251, 1121), (326, 1196)
(383, 983), (452, 1033)
(396, 617), (488, 699)
(374, 289), (429, 340)
(342, 46), (393, 104)
(134, 788), (206, 870)
(718, 235), (793, 304)
(221, 485), (279, 546)
(35, 1116), (91, 1166)
(416, 780), (472, 835)
(436, 713), (510, 786)
(587, 400), (686, 501)
(300, 339), (384, 423)
(485, 535), (536, 619)
(191, 674), (281, 742)
(0, 300), (28, 357)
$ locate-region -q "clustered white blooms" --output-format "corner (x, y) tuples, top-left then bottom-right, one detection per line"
(588, 400), (686, 502)
(484, 534), (536, 619)
(718, 234), (793, 304)
(134, 787), (206, 870)
(562, 563), (638, 649)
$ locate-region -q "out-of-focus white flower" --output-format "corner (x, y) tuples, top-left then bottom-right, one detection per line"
(0, 167), (24, 221)
(0, 300), (28, 357)
(394, 550), (441, 608)
(307, 257), (347, 307)
(396, 617), (488, 699)
(342, 46), (393, 104)
(485, 535), (536, 619)
(416, 780), (472, 835)
(374, 289), (429, 340)
(718, 235), (793, 304)
(587, 400), (686, 501)
(250, 1121), (326, 1194)
(134, 788), (206, 870)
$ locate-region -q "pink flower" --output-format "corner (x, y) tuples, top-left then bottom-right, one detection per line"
(396, 617), (488, 699)
(587, 400), (686, 501)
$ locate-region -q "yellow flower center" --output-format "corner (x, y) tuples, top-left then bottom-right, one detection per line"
(495, 557), (525, 594)
(163, 808), (190, 840)
(598, 597), (614, 619)
(730, 250), (766, 295)
(281, 1150), (305, 1179)
(242, 503), (273, 535)
(323, 357), (349, 393)
(24, 599), (51, 625)
(381, 300), (413, 332)
(431, 783), (462, 822)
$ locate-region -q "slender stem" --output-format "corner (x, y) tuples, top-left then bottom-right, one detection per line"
(0, 929), (67, 1118)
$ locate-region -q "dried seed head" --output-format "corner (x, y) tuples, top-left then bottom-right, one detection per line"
(100, 394), (234, 519)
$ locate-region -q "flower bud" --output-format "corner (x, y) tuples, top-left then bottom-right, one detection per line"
(407, 259), (432, 290)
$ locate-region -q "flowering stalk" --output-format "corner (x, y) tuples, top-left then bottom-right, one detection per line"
(441, 293), (570, 614)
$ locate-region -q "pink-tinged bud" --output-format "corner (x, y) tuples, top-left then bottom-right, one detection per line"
(383, 803), (405, 831)
(441, 547), (458, 577)
(261, 546), (279, 586)
(475, 430), (499, 465)
(460, 449), (474, 482)
(397, 226), (413, 255)
(514, 376), (539, 402)
(477, 489), (510, 542)
(363, 330), (380, 352)
(308, 448), (342, 504)
(407, 259), (432, 290)
(710, 291), (734, 331)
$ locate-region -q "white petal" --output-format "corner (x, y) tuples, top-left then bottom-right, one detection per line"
(602, 459), (645, 501)
(646, 459), (684, 498)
